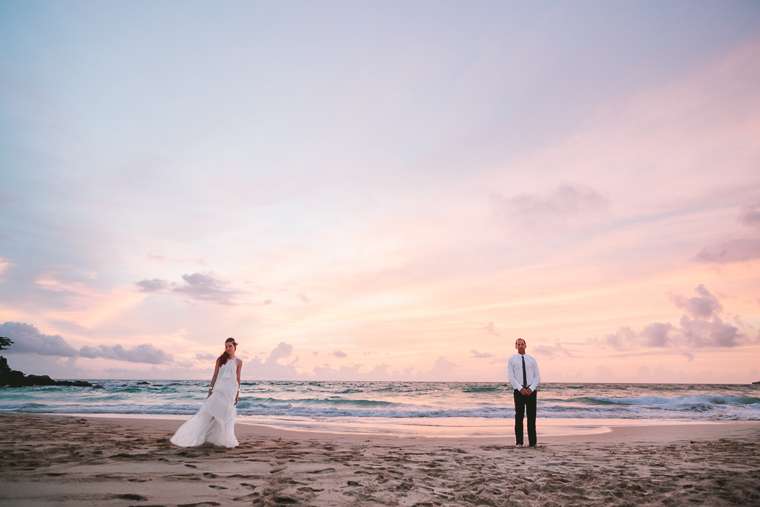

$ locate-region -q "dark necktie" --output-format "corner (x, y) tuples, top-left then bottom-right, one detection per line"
(522, 355), (528, 388)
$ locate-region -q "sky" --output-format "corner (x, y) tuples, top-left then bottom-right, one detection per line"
(1, 1), (759, 383)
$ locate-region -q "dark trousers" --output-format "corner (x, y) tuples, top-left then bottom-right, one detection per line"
(513, 389), (537, 446)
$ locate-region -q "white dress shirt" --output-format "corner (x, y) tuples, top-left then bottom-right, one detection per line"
(508, 353), (540, 392)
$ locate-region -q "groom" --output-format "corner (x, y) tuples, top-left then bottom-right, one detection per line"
(508, 338), (541, 447)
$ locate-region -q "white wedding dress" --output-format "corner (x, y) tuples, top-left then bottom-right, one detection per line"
(171, 358), (240, 448)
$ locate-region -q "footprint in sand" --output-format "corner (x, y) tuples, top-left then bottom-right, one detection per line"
(297, 486), (324, 492)
(114, 493), (148, 501)
(305, 467), (337, 475)
(271, 497), (299, 505)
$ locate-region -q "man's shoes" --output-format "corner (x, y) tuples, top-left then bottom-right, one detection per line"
(515, 444), (524, 448)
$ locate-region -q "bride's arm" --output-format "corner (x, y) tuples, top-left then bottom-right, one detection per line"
(208, 360), (220, 398)
(235, 359), (242, 405)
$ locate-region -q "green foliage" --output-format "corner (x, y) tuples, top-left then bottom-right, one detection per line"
(0, 336), (12, 351)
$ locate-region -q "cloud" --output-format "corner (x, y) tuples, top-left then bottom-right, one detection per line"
(678, 315), (744, 348)
(531, 343), (578, 358)
(692, 239), (760, 263)
(693, 203), (760, 263)
(0, 257), (12, 276)
(244, 347), (463, 381)
(135, 272), (241, 305)
(0, 322), (79, 357)
(738, 202), (760, 231)
(173, 272), (239, 305)
(136, 279), (171, 292)
(34, 269), (99, 296)
(266, 342), (293, 364)
(471, 349), (493, 358)
(602, 285), (747, 351)
(79, 344), (173, 364)
(604, 327), (638, 351)
(595, 365), (616, 382)
(0, 322), (174, 364)
(640, 322), (675, 347)
(491, 183), (608, 229)
(669, 284), (722, 319)
(531, 345), (553, 358)
(309, 361), (475, 382)
(312, 363), (368, 380)
(246, 342), (299, 379)
(332, 350), (348, 358)
(482, 322), (500, 336)
(307, 356), (460, 381)
(422, 357), (458, 380)
(195, 352), (216, 361)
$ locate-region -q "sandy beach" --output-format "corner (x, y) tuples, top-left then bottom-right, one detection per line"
(1, 414), (758, 506)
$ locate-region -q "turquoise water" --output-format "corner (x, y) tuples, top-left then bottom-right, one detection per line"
(2, 381), (758, 436)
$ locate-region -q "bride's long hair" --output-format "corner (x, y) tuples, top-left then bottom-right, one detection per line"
(217, 337), (237, 366)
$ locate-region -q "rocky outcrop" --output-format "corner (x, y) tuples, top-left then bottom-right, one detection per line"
(0, 356), (92, 388)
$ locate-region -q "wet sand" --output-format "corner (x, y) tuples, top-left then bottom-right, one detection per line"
(1, 413), (758, 506)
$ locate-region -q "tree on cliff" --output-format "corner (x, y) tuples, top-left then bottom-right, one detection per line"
(0, 336), (91, 387)
(0, 336), (12, 374)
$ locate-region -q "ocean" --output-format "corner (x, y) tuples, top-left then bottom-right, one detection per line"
(2, 381), (758, 437)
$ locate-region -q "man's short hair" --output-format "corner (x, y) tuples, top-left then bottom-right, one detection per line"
(515, 338), (526, 345)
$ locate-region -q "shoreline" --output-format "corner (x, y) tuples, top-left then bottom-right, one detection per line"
(77, 413), (760, 444)
(1, 413), (759, 506)
(28, 412), (760, 441)
(34, 410), (760, 438)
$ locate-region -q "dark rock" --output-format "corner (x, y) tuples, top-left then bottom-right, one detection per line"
(0, 356), (92, 388)
(53, 380), (93, 387)
(26, 374), (57, 386)
(3, 370), (26, 387)
(114, 493), (147, 501)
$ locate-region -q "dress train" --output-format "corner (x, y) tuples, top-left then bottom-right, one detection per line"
(171, 358), (239, 448)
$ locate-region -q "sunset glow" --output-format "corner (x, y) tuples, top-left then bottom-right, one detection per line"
(1, 1), (759, 382)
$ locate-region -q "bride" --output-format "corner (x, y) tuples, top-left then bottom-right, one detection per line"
(171, 337), (243, 448)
